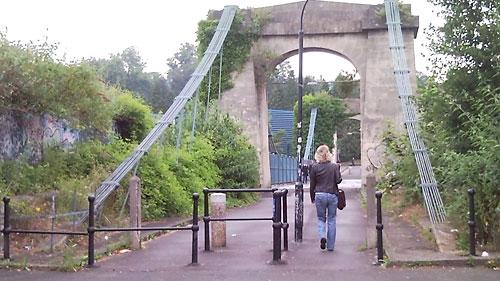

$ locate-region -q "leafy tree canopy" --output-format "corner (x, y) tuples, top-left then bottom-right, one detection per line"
(294, 92), (348, 153)
(267, 61), (297, 110)
(166, 43), (198, 100)
(0, 34), (113, 132)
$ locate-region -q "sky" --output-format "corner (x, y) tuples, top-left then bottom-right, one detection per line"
(0, 0), (442, 80)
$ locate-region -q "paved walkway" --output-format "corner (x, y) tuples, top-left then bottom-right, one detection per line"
(2, 178), (497, 280)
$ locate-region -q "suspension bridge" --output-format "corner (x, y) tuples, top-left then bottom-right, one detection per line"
(83, 0), (444, 226)
(6, 2), (498, 280)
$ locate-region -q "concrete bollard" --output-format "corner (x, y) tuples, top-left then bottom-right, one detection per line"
(129, 176), (141, 250)
(210, 193), (226, 248)
(366, 175), (377, 248)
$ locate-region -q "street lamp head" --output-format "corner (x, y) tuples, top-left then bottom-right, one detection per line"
(300, 0), (311, 30)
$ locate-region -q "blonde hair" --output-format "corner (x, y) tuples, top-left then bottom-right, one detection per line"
(314, 144), (333, 163)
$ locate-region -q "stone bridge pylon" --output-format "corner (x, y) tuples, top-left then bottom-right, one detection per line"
(218, 1), (419, 187)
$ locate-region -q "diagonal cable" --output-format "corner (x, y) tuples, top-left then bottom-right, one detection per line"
(303, 107), (318, 161)
(80, 6), (238, 222)
(384, 0), (446, 224)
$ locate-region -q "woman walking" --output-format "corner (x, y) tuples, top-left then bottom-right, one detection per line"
(309, 144), (342, 251)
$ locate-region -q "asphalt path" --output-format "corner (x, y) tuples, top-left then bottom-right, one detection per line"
(1, 175), (497, 280)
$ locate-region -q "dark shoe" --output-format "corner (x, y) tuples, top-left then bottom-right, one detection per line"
(327, 248), (334, 252)
(320, 238), (326, 250)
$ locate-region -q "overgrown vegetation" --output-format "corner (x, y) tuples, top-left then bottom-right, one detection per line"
(112, 91), (154, 142)
(378, 0), (499, 249)
(377, 126), (421, 205)
(0, 34), (115, 163)
(196, 8), (267, 104)
(0, 6), (264, 270)
(0, 18), (260, 222)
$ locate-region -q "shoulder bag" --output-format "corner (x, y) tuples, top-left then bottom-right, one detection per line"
(333, 164), (346, 210)
(337, 189), (346, 210)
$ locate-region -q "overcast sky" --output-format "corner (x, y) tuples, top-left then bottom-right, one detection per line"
(0, 0), (441, 80)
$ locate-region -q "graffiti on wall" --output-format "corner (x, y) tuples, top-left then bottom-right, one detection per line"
(43, 115), (80, 149)
(366, 143), (385, 172)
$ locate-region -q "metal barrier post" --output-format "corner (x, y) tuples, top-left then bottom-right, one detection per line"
(282, 189), (289, 251)
(2, 197), (10, 260)
(203, 188), (210, 251)
(272, 191), (282, 263)
(87, 195), (95, 267)
(192, 193), (199, 264)
(295, 182), (304, 242)
(375, 191), (384, 263)
(468, 188), (476, 256)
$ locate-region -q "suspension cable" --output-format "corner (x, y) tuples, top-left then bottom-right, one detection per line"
(218, 46), (224, 100)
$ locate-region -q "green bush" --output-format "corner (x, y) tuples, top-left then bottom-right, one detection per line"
(197, 110), (260, 205)
(112, 91), (154, 142)
(138, 136), (221, 219)
(378, 126), (421, 204)
(139, 147), (190, 219)
(0, 138), (133, 195)
(201, 110), (259, 189)
(433, 149), (499, 248)
(379, 79), (499, 248)
(168, 137), (220, 194)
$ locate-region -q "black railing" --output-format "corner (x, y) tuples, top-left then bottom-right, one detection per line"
(375, 191), (384, 264)
(2, 194), (200, 267)
(468, 188), (476, 256)
(2, 196), (88, 262)
(203, 188), (288, 263)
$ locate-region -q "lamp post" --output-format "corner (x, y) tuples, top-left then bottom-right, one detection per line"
(333, 131), (338, 163)
(295, 0), (310, 243)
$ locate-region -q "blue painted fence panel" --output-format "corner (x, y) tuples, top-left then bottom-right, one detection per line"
(270, 154), (297, 185)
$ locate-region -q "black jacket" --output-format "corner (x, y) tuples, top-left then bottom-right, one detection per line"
(309, 162), (342, 203)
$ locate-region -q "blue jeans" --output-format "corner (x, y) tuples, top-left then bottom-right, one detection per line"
(315, 192), (338, 250)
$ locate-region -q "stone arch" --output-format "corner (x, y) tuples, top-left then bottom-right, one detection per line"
(218, 1), (419, 187)
(267, 47), (362, 116)
(270, 47), (360, 73)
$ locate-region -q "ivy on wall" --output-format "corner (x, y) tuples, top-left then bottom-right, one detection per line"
(195, 8), (267, 104)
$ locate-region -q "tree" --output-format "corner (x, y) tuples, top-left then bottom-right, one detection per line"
(86, 47), (171, 112)
(332, 71), (360, 98)
(293, 92), (347, 155)
(87, 47), (150, 94)
(0, 35), (114, 163)
(267, 61), (297, 110)
(424, 0), (499, 150)
(148, 73), (170, 112)
(166, 43), (197, 99)
(337, 119), (361, 162)
(416, 0), (499, 246)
